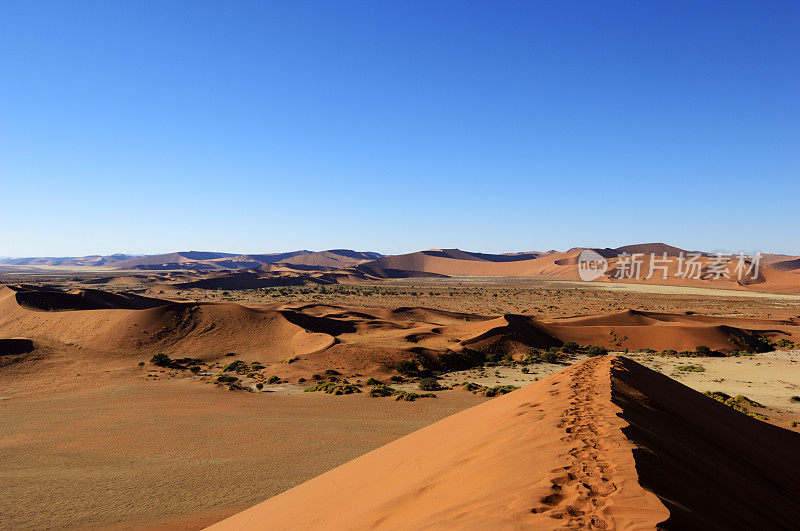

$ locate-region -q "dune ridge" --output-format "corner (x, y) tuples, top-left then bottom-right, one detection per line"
(209, 355), (800, 529)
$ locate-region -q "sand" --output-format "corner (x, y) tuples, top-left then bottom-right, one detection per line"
(0, 379), (483, 529)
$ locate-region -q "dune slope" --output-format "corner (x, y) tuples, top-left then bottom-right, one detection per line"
(209, 355), (800, 530)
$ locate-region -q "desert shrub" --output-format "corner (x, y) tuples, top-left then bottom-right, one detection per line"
(224, 352), (236, 357)
(586, 346), (608, 357)
(677, 364), (705, 372)
(389, 375), (404, 382)
(418, 377), (441, 391)
(484, 385), (519, 397)
(458, 382), (518, 397)
(250, 362), (265, 371)
(304, 382), (361, 395)
(255, 383), (263, 390)
(562, 341), (580, 354)
(728, 395), (764, 409)
(776, 338), (795, 349)
(217, 375), (238, 383)
(396, 360), (418, 376)
(706, 391), (765, 417)
(150, 353), (172, 367)
(189, 365), (201, 373)
(547, 346), (561, 354)
(325, 369), (342, 376)
(704, 391), (732, 402)
(791, 421), (799, 428)
(521, 367), (530, 374)
(541, 351), (560, 363)
(223, 360), (248, 373)
(298, 377), (307, 383)
(366, 377), (383, 386)
(704, 391), (766, 419)
(312, 374), (323, 380)
(659, 349), (678, 356)
(267, 375), (280, 384)
(790, 396), (800, 403)
(369, 385), (396, 397)
(394, 391), (435, 402)
(137, 361), (145, 368)
(695, 345), (712, 356)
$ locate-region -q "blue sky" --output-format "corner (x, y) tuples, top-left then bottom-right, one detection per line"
(1, 1), (798, 256)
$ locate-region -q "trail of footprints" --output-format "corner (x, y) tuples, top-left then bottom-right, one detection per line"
(530, 361), (617, 529)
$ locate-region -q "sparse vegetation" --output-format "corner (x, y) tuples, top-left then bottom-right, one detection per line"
(150, 353), (173, 367)
(705, 391), (766, 419)
(223, 360), (248, 373)
(458, 382), (519, 397)
(303, 382), (361, 395)
(418, 377), (442, 391)
(776, 338), (795, 349)
(586, 345), (608, 357)
(677, 364), (705, 372)
(216, 375), (238, 384)
(267, 375), (280, 384)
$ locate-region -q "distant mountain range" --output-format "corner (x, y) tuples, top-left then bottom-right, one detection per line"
(1, 243), (798, 294)
(0, 250), (384, 271)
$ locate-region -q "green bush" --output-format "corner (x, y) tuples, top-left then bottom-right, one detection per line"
(659, 349), (678, 356)
(587, 346), (608, 357)
(705, 390), (766, 418)
(365, 377), (383, 386)
(776, 338), (795, 349)
(304, 382), (361, 395)
(389, 375), (404, 382)
(189, 365), (201, 373)
(223, 360), (248, 373)
(695, 345), (712, 356)
(217, 375), (238, 383)
(677, 364), (705, 372)
(267, 375), (280, 384)
(255, 383), (263, 390)
(369, 385), (396, 397)
(484, 385), (519, 397)
(562, 341), (579, 353)
(418, 377), (441, 391)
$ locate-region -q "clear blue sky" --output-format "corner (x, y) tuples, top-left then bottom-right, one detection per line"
(1, 1), (798, 257)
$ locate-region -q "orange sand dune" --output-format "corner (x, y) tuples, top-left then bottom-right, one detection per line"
(354, 246), (799, 294)
(209, 355), (800, 529)
(2, 286), (791, 379)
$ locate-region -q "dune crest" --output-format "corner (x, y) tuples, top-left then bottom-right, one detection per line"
(209, 355), (800, 529)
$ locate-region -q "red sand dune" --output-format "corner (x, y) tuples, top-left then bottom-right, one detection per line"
(209, 355), (800, 529)
(1, 286), (793, 378)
